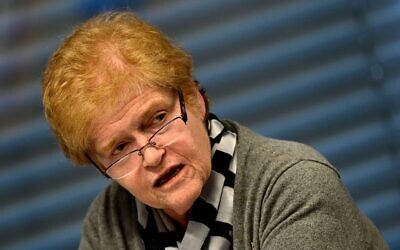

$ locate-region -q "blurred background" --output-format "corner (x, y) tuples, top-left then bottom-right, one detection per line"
(0, 0), (399, 249)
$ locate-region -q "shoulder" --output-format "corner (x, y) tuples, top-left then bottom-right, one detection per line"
(224, 120), (339, 182)
(80, 182), (144, 249)
(86, 181), (132, 218)
(82, 181), (132, 232)
(224, 119), (340, 204)
(224, 120), (388, 249)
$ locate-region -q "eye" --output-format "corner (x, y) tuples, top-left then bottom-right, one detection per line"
(113, 143), (126, 155)
(151, 112), (167, 126)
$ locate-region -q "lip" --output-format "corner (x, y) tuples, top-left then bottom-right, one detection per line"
(153, 164), (185, 188)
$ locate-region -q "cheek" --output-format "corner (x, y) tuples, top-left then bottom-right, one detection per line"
(185, 122), (212, 176)
(116, 174), (146, 197)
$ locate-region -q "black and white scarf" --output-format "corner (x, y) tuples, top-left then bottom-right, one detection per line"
(136, 113), (237, 249)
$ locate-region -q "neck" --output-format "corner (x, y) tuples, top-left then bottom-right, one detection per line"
(164, 209), (190, 229)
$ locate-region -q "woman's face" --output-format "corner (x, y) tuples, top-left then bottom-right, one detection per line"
(89, 87), (212, 219)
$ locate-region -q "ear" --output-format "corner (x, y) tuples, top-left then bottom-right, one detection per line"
(194, 86), (207, 119)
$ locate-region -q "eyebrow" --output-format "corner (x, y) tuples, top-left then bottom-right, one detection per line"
(98, 138), (119, 157)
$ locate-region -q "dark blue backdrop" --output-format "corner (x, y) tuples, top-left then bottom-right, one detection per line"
(1, 0), (399, 249)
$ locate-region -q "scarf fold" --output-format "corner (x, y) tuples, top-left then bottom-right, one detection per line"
(137, 113), (237, 250)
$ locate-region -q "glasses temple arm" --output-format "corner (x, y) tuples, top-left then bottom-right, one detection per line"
(178, 89), (187, 123)
(85, 152), (111, 178)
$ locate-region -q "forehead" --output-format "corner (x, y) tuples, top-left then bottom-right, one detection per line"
(89, 87), (175, 143)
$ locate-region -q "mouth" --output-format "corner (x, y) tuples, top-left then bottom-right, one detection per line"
(154, 164), (184, 188)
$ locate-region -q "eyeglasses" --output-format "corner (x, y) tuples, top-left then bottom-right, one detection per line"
(90, 89), (187, 179)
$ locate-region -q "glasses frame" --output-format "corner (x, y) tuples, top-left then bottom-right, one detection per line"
(87, 89), (187, 179)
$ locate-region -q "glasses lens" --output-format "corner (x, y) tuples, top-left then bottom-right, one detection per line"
(106, 116), (184, 179)
(150, 116), (184, 147)
(106, 151), (141, 179)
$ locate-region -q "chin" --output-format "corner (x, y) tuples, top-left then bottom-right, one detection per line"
(166, 179), (203, 215)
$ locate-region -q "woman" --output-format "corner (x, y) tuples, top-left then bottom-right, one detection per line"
(42, 11), (388, 249)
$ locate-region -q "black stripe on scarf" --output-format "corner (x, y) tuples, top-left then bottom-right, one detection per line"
(209, 221), (233, 242)
(190, 198), (218, 228)
(137, 113), (236, 249)
(212, 150), (235, 188)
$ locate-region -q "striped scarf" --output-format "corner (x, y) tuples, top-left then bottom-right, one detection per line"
(136, 114), (237, 249)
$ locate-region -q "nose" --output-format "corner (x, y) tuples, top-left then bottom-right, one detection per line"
(141, 143), (165, 168)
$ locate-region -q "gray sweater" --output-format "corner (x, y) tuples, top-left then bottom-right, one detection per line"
(79, 121), (388, 249)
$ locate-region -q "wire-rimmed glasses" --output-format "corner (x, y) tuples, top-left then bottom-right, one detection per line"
(92, 89), (187, 179)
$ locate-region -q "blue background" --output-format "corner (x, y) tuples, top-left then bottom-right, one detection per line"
(0, 0), (399, 249)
